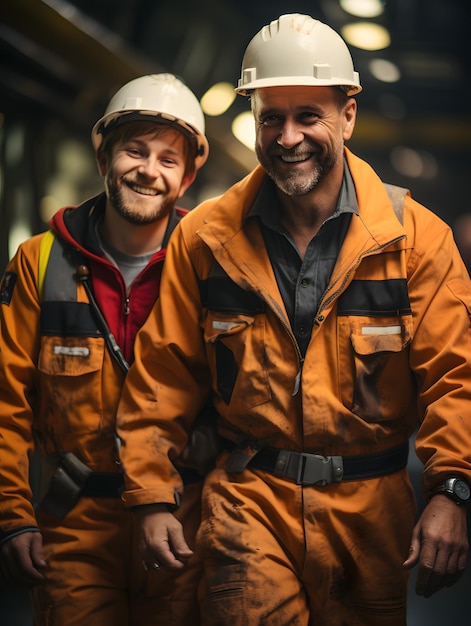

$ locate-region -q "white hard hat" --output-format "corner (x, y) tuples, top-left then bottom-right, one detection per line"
(237, 14), (361, 96)
(92, 73), (209, 170)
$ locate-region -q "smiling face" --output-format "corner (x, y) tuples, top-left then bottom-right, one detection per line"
(98, 122), (195, 226)
(251, 86), (356, 197)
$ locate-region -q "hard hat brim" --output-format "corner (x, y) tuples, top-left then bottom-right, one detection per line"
(236, 77), (362, 97)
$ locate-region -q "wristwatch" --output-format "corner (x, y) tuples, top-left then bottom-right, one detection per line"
(430, 477), (471, 506)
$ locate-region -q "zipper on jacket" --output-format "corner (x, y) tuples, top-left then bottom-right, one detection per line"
(292, 357), (305, 396)
(123, 297), (130, 315)
(246, 237), (403, 397)
(263, 294), (304, 396)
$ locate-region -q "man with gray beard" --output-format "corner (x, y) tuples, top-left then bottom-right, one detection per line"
(118, 15), (471, 626)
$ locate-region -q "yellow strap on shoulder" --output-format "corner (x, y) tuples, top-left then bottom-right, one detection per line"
(38, 230), (55, 301)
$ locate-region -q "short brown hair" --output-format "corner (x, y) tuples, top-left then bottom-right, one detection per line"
(98, 120), (195, 177)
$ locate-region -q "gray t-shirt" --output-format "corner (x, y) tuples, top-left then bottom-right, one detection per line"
(96, 224), (158, 293)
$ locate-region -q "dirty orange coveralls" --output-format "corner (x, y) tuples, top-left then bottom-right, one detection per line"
(0, 195), (201, 626)
(118, 148), (471, 626)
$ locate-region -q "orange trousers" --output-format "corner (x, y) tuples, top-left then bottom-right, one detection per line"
(197, 467), (416, 626)
(32, 481), (202, 626)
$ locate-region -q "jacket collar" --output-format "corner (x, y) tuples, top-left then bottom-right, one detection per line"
(50, 193), (186, 261)
(195, 149), (408, 321)
(198, 148), (405, 251)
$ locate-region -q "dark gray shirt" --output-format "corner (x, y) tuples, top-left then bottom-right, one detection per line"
(249, 164), (358, 356)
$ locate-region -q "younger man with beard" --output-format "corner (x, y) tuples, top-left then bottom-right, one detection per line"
(0, 73), (208, 626)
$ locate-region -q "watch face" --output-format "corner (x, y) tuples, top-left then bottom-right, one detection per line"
(455, 479), (471, 501)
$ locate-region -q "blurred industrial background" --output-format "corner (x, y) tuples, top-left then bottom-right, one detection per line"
(1, 0), (470, 624)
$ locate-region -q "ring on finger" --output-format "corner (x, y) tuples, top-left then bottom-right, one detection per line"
(142, 560), (161, 571)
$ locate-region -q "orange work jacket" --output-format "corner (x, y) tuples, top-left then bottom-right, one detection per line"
(118, 149), (471, 509)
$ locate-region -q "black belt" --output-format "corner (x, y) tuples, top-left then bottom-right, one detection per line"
(248, 443), (409, 486)
(80, 466), (202, 498)
(177, 466), (204, 485)
(81, 472), (124, 497)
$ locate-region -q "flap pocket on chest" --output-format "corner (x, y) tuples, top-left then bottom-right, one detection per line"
(39, 336), (104, 376)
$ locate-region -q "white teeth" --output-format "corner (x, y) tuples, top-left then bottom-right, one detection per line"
(130, 184), (158, 195)
(281, 154), (310, 163)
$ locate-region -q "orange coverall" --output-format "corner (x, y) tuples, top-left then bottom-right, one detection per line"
(118, 149), (471, 625)
(0, 195), (202, 626)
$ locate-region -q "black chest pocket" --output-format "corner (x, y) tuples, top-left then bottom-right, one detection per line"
(337, 278), (414, 422)
(200, 265), (270, 408)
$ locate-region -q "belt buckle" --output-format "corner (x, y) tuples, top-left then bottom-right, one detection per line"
(297, 453), (344, 486)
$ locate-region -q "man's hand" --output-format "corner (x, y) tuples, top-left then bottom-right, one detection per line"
(403, 495), (468, 597)
(0, 531), (47, 586)
(136, 504), (194, 571)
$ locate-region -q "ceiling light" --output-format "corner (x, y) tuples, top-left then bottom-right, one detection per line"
(341, 22), (390, 50)
(339, 0), (385, 18)
(232, 111), (255, 151)
(369, 58), (401, 83)
(390, 146), (438, 180)
(201, 82), (236, 116)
